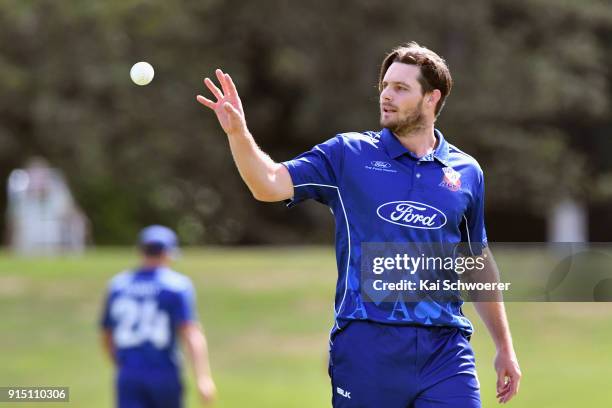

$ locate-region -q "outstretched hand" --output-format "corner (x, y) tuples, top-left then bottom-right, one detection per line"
(196, 69), (246, 136)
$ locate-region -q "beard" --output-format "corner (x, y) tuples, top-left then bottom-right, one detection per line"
(380, 97), (426, 135)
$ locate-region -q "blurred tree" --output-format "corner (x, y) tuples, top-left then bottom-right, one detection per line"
(0, 0), (610, 244)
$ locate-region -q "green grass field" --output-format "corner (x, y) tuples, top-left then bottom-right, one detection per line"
(1, 247), (611, 407)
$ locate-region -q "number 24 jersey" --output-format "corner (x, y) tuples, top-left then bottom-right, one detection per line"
(100, 267), (196, 372)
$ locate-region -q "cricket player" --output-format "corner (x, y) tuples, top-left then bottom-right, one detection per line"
(197, 42), (521, 407)
(100, 225), (216, 408)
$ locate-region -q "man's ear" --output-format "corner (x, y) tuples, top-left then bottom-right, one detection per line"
(425, 89), (442, 110)
(428, 89), (442, 106)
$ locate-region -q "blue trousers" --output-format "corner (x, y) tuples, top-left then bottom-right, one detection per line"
(329, 321), (481, 408)
(116, 369), (182, 408)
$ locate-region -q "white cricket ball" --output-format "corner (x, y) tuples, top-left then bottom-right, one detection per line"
(130, 61), (155, 86)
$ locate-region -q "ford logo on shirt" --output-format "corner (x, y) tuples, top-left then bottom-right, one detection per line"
(371, 161), (391, 169)
(376, 201), (447, 229)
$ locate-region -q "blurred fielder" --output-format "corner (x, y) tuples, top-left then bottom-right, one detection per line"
(100, 225), (216, 408)
(197, 42), (521, 407)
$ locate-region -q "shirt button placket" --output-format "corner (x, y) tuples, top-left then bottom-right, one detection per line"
(414, 161), (423, 190)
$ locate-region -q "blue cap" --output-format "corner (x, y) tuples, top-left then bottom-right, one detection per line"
(139, 225), (178, 252)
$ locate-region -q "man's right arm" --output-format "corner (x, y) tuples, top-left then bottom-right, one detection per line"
(196, 69), (293, 202)
(225, 129), (293, 202)
(180, 322), (216, 404)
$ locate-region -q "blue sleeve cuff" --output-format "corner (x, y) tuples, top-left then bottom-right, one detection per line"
(281, 161), (310, 207)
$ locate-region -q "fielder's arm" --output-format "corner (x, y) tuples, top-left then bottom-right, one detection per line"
(196, 69), (293, 202)
(180, 322), (216, 404)
(101, 329), (116, 365)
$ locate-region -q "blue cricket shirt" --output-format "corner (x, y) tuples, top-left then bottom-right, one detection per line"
(283, 128), (487, 336)
(100, 267), (197, 373)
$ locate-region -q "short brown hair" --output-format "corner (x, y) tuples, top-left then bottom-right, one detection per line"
(379, 42), (452, 116)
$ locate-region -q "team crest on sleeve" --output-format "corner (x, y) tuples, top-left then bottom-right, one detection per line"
(439, 167), (462, 191)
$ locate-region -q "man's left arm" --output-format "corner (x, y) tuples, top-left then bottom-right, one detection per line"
(471, 248), (522, 404)
(462, 169), (522, 404)
(99, 290), (116, 365)
(101, 329), (116, 365)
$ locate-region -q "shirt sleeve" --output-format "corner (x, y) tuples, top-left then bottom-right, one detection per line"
(175, 280), (197, 326)
(281, 135), (344, 206)
(460, 170), (488, 255)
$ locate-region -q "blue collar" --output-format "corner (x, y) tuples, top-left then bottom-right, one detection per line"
(381, 127), (450, 166)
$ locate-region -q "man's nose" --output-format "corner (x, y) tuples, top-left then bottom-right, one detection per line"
(380, 89), (392, 102)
